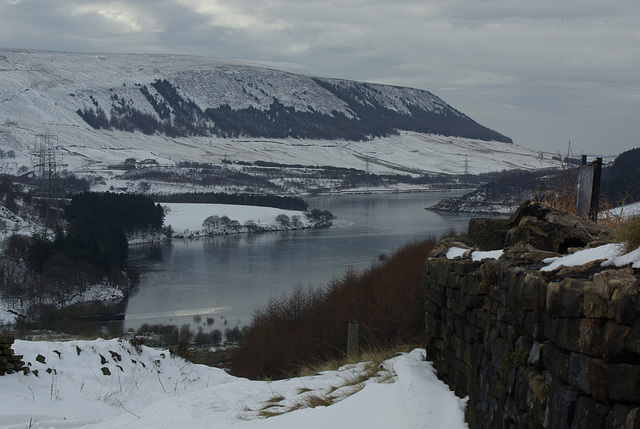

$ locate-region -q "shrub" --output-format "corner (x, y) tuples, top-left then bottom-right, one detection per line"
(615, 216), (640, 253)
(229, 236), (437, 380)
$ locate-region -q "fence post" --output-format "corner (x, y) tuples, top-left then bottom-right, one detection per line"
(347, 321), (359, 360)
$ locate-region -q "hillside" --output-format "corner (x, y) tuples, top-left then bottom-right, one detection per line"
(0, 340), (467, 428)
(0, 48), (561, 192)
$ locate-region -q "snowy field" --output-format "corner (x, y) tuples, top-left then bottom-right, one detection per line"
(162, 202), (311, 236)
(1, 341), (468, 429)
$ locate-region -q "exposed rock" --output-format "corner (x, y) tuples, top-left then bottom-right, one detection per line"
(428, 237), (474, 258)
(468, 218), (511, 251)
(501, 245), (560, 263)
(504, 200), (615, 254)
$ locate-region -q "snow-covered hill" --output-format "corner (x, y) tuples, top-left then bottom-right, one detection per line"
(0, 48), (561, 184)
(1, 340), (468, 428)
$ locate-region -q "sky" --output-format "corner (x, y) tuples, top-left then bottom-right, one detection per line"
(1, 0), (639, 156)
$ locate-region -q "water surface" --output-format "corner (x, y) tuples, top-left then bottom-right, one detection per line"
(125, 192), (476, 331)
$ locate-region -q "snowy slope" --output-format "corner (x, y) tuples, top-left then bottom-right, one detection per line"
(0, 48), (560, 179)
(1, 340), (468, 429)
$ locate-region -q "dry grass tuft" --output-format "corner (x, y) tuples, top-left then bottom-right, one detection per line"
(244, 345), (415, 420)
(295, 345), (415, 378)
(614, 216), (640, 253)
(257, 408), (285, 418)
(303, 394), (336, 408)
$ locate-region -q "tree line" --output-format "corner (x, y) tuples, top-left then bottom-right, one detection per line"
(229, 237), (437, 380)
(1, 191), (163, 318)
(153, 192), (308, 211)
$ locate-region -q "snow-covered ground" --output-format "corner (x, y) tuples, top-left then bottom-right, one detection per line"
(445, 243), (640, 271)
(1, 340), (467, 429)
(0, 206), (40, 242)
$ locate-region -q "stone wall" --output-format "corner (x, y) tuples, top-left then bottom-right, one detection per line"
(423, 200), (640, 428)
(425, 255), (640, 428)
(0, 335), (27, 375)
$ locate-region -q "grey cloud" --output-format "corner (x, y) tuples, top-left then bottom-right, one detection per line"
(0, 0), (638, 154)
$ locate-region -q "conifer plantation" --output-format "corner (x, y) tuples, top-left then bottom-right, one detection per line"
(230, 237), (437, 380)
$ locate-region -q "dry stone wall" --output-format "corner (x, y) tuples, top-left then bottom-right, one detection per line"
(424, 252), (640, 428)
(0, 335), (27, 375)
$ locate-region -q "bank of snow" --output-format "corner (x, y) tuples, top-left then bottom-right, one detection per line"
(1, 340), (468, 429)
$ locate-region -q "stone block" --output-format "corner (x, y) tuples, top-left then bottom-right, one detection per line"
(452, 368), (471, 398)
(627, 320), (640, 355)
(544, 316), (557, 342)
(616, 294), (640, 326)
(481, 259), (502, 285)
(607, 363), (640, 402)
(454, 314), (466, 337)
(461, 292), (485, 308)
(467, 308), (489, 329)
(546, 377), (578, 429)
(425, 276), (445, 293)
(606, 404), (635, 429)
(454, 260), (482, 277)
(624, 408), (640, 429)
(448, 271), (460, 289)
(592, 268), (637, 300)
(428, 259), (455, 285)
(463, 324), (484, 343)
(560, 278), (586, 318)
(566, 352), (607, 403)
(541, 341), (570, 382)
(520, 311), (537, 340)
(446, 297), (468, 319)
(554, 318), (582, 352)
(477, 281), (491, 295)
(442, 319), (453, 344)
(571, 396), (610, 429)
(603, 321), (631, 361)
(426, 285), (446, 307)
(446, 285), (461, 301)
(424, 298), (441, 315)
(468, 217), (510, 250)
(579, 318), (606, 357)
(568, 353), (591, 394)
(547, 282), (562, 314)
(460, 272), (483, 295)
(519, 273), (541, 312)
(527, 369), (549, 426)
(584, 285), (609, 319)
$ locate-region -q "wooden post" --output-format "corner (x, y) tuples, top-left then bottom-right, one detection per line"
(347, 321), (359, 360)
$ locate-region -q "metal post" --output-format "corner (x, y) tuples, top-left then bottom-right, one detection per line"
(589, 157), (602, 222)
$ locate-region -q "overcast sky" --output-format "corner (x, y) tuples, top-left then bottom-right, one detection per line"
(1, 0), (639, 156)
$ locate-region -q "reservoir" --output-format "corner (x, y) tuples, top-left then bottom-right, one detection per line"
(125, 191), (477, 332)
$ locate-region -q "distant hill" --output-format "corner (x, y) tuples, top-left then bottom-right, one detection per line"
(76, 77), (512, 143)
(0, 48), (560, 183)
(0, 49), (510, 143)
(602, 147), (640, 201)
